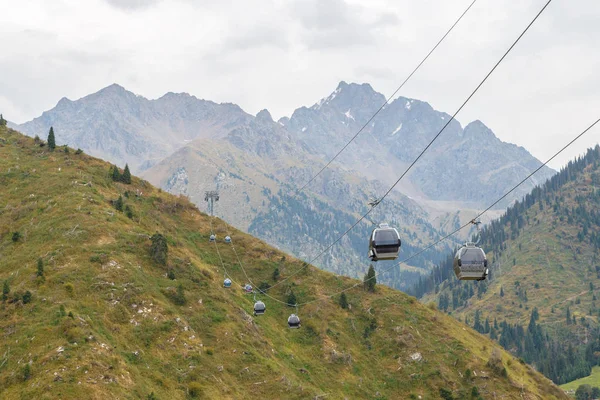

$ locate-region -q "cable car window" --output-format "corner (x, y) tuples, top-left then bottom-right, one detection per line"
(374, 230), (399, 245)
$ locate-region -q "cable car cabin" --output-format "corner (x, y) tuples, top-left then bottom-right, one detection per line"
(254, 301), (266, 316)
(287, 314), (301, 329)
(223, 278), (232, 288)
(209, 234), (216, 242)
(243, 284), (253, 293)
(453, 243), (488, 281)
(368, 223), (401, 261)
(224, 236), (231, 243)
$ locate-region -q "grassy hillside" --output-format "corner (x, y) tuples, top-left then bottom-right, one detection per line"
(416, 146), (600, 384)
(0, 126), (566, 399)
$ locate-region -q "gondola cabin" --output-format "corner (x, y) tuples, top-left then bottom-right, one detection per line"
(453, 243), (488, 281)
(287, 314), (301, 329)
(368, 223), (401, 261)
(224, 236), (231, 243)
(223, 278), (232, 288)
(254, 301), (266, 316)
(244, 284), (253, 293)
(209, 234), (216, 242)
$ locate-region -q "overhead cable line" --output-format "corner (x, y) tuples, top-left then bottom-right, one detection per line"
(209, 216), (242, 288)
(297, 0), (479, 193)
(268, 0), (553, 292)
(295, 117), (600, 306)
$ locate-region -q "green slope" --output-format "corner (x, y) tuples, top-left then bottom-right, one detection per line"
(0, 126), (566, 399)
(416, 145), (600, 385)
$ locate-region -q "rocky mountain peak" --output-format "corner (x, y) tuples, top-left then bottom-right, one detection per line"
(463, 120), (500, 142)
(256, 109), (273, 122)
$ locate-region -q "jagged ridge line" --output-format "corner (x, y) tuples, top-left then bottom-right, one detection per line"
(296, 0), (479, 193)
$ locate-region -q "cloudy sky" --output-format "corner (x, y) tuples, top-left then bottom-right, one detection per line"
(0, 0), (598, 169)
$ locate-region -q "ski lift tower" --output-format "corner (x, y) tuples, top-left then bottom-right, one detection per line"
(205, 190), (219, 217)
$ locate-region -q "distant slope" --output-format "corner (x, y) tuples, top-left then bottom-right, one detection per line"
(414, 145), (600, 384)
(0, 126), (566, 399)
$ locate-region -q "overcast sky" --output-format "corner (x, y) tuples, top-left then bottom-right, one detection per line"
(0, 0), (598, 170)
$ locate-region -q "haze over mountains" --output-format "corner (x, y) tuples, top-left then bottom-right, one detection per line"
(12, 82), (555, 288)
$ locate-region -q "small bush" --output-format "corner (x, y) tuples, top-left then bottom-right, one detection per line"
(2, 280), (10, 301)
(188, 382), (203, 398)
(487, 348), (505, 375)
(23, 364), (31, 381)
(75, 148), (83, 155)
(439, 388), (454, 400)
(22, 291), (32, 304)
(64, 282), (75, 296)
(205, 347), (214, 355)
(12, 231), (21, 242)
(150, 233), (168, 266)
(167, 269), (176, 280)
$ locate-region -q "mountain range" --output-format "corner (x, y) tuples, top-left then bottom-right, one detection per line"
(10, 82), (555, 289)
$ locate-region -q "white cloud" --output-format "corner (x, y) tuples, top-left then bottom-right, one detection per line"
(0, 0), (598, 169)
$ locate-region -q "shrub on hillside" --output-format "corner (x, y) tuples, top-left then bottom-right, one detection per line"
(188, 382), (203, 398)
(150, 233), (168, 266)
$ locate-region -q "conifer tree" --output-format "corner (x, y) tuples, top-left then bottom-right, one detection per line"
(37, 258), (44, 278)
(363, 264), (376, 292)
(111, 165), (121, 182)
(47, 126), (56, 150)
(339, 292), (348, 309)
(272, 267), (280, 281)
(150, 233), (168, 266)
(122, 163), (132, 184)
(0, 114), (6, 126)
(2, 280), (9, 301)
(174, 284), (186, 305)
(287, 290), (297, 306)
(115, 195), (124, 212)
(500, 286), (504, 297)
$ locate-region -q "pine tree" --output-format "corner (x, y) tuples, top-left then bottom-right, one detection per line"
(287, 290), (297, 306)
(0, 114), (6, 126)
(37, 258), (44, 278)
(567, 307), (572, 325)
(47, 126), (56, 150)
(114, 195), (124, 212)
(174, 284), (186, 305)
(150, 233), (168, 266)
(500, 286), (504, 297)
(339, 292), (348, 309)
(364, 264), (376, 292)
(122, 164), (132, 184)
(23, 364), (31, 381)
(2, 280), (9, 301)
(111, 165), (121, 182)
(272, 267), (280, 281)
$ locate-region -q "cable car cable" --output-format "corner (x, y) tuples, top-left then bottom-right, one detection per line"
(294, 117), (599, 306)
(297, 0), (479, 193)
(208, 216), (243, 289)
(267, 0), (553, 292)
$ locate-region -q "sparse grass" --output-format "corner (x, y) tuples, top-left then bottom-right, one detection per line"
(0, 126), (567, 399)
